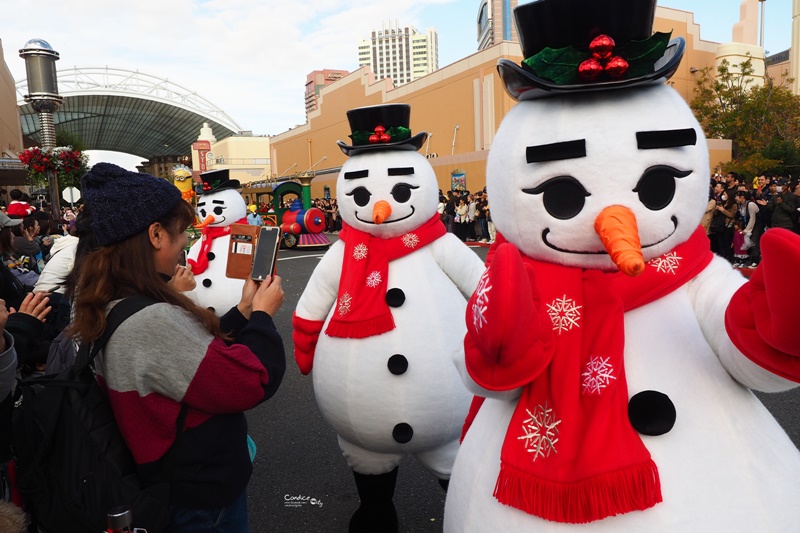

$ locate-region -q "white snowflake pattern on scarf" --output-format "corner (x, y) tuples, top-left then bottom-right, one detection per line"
(546, 295), (582, 335)
(402, 233), (420, 249)
(338, 293), (353, 315)
(352, 243), (368, 261)
(472, 268), (492, 331)
(582, 356), (617, 395)
(648, 252), (682, 275)
(518, 403), (561, 461)
(366, 271), (383, 288)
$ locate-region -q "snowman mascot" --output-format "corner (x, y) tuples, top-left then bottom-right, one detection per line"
(186, 169), (247, 314)
(292, 104), (485, 532)
(444, 1), (800, 531)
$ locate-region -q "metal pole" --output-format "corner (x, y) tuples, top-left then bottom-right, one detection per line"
(451, 124), (459, 156)
(759, 0), (766, 50)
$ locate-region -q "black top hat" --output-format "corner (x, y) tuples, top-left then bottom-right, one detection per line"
(499, 0), (685, 101)
(196, 168), (240, 195)
(337, 104), (427, 157)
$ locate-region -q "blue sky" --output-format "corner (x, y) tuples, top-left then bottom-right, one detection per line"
(3, 0), (793, 169)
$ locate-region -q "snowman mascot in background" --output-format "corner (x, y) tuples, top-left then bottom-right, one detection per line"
(186, 169), (247, 314)
(444, 0), (800, 531)
(293, 104), (485, 532)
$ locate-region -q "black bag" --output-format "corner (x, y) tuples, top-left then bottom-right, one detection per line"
(12, 296), (178, 533)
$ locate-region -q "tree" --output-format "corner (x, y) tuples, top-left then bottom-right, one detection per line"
(690, 56), (800, 177)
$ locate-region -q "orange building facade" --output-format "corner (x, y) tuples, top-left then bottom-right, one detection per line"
(269, 7), (732, 200)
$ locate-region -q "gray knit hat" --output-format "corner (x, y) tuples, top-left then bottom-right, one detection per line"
(81, 162), (182, 246)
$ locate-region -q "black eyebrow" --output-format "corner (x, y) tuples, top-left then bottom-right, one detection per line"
(526, 140), (586, 163)
(196, 201), (205, 206)
(388, 167), (414, 176)
(636, 128), (697, 149)
(344, 170), (369, 180)
(212, 200), (225, 205)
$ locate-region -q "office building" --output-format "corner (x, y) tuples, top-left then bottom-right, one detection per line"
(305, 69), (349, 117)
(477, 0), (519, 50)
(358, 22), (438, 87)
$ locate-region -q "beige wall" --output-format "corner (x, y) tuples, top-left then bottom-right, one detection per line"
(0, 39), (23, 156)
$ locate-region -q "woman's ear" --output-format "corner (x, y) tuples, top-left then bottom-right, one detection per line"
(148, 222), (163, 250)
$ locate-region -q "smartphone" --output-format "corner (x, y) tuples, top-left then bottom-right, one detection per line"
(226, 224), (260, 279)
(250, 226), (282, 281)
(179, 249), (187, 267)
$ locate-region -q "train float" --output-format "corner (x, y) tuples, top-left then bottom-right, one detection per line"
(243, 170), (331, 249)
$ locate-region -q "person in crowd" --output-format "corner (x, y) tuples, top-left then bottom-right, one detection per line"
(66, 163), (286, 532)
(443, 191), (457, 233)
(9, 217), (43, 275)
(330, 198), (340, 232)
(701, 183), (717, 237)
(246, 204), (263, 226)
(454, 197), (469, 242)
(731, 219), (750, 268)
(710, 182), (736, 261)
(735, 190), (761, 267)
(466, 194), (478, 241)
(767, 177), (799, 233)
(6, 190), (34, 217)
(475, 193), (489, 242)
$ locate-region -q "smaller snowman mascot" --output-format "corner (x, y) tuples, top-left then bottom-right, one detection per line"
(445, 0), (800, 531)
(293, 104), (485, 532)
(186, 169), (248, 314)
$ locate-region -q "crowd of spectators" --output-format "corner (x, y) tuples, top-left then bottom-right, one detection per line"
(704, 171), (799, 268)
(438, 188), (495, 244)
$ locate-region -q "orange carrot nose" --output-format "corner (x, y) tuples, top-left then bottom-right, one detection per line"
(594, 205), (645, 277)
(372, 200), (392, 224)
(194, 214), (215, 228)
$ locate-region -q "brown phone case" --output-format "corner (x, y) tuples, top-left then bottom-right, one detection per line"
(226, 224), (260, 279)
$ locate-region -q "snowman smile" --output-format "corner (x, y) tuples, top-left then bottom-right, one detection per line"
(542, 216), (678, 254)
(355, 206), (416, 224)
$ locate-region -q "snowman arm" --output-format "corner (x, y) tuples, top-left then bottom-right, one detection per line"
(688, 254), (798, 393)
(429, 233), (487, 298)
(724, 228), (800, 387)
(295, 240), (343, 320)
(292, 241), (344, 374)
(463, 243), (555, 391)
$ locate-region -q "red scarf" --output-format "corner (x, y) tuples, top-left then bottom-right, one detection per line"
(326, 214), (446, 338)
(187, 218), (246, 275)
(466, 226), (712, 523)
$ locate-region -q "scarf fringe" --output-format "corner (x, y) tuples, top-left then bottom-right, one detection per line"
(325, 313), (395, 339)
(494, 460), (662, 524)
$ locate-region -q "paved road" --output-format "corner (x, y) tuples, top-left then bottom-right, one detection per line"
(245, 237), (800, 533)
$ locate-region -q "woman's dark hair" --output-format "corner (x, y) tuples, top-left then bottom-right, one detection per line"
(68, 200), (225, 343)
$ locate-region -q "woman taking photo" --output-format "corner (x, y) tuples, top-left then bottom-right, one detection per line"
(68, 163), (286, 532)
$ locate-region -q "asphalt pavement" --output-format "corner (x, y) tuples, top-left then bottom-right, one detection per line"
(244, 235), (800, 533)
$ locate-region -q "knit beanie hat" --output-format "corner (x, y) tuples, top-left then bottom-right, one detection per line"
(81, 162), (182, 246)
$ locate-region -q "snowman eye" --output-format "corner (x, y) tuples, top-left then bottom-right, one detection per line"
(347, 186), (372, 207)
(633, 165), (691, 211)
(390, 183), (419, 203)
(213, 206), (225, 215)
(523, 176), (590, 220)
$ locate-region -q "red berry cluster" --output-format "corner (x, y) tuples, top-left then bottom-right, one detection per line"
(578, 35), (629, 82)
(368, 125), (392, 144)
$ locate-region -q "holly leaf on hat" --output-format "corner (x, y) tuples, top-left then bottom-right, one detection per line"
(386, 126), (411, 142)
(523, 45), (588, 85)
(616, 32), (672, 78)
(350, 131), (372, 146)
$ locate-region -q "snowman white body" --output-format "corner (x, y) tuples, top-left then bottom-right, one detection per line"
(296, 150), (484, 475)
(186, 188), (247, 315)
(444, 86), (800, 531)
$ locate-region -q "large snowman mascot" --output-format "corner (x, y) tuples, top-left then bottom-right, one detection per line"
(293, 104), (485, 532)
(186, 169), (247, 314)
(445, 0), (800, 531)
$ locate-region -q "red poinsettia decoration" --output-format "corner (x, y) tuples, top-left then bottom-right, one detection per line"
(18, 146), (89, 188)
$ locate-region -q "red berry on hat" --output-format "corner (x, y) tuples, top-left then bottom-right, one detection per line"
(589, 34), (615, 60)
(605, 56), (630, 79)
(578, 58), (604, 81)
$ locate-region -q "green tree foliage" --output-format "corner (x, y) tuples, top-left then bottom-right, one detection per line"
(690, 56), (800, 177)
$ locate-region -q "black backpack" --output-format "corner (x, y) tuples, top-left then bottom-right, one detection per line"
(12, 296), (182, 532)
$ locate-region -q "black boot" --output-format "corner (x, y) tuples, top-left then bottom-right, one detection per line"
(349, 467), (399, 533)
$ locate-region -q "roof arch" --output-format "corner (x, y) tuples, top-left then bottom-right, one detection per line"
(16, 67), (243, 159)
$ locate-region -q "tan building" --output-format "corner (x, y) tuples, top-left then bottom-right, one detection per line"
(269, 6), (733, 200)
(187, 122), (272, 204)
(306, 69), (350, 118)
(477, 0), (519, 51)
(0, 38), (27, 192)
(358, 22), (439, 87)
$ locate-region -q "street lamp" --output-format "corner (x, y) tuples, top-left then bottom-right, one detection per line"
(19, 38), (63, 217)
(425, 132), (433, 157)
(451, 124), (459, 156)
